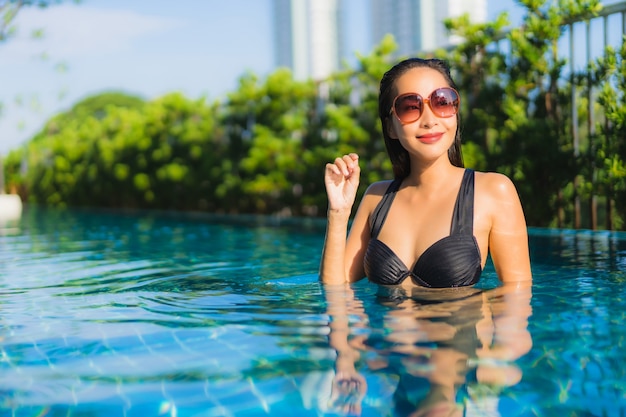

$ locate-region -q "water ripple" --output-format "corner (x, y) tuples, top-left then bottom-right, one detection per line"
(0, 209), (625, 416)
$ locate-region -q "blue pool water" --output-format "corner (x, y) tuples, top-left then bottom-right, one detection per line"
(0, 207), (625, 416)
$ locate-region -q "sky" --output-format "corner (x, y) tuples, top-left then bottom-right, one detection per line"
(0, 0), (617, 156)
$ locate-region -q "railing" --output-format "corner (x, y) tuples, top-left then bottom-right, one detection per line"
(474, 1), (625, 229)
(568, 1), (626, 229)
(318, 1), (626, 229)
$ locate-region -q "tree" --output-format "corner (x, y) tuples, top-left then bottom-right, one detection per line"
(4, 91), (221, 210)
(592, 39), (626, 229)
(3, 1), (624, 230)
(442, 0), (603, 229)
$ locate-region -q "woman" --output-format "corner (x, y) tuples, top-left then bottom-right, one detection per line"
(320, 57), (532, 286)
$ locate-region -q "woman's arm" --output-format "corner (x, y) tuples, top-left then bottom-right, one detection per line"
(319, 153), (378, 284)
(320, 207), (354, 284)
(483, 173), (532, 284)
(319, 154), (360, 284)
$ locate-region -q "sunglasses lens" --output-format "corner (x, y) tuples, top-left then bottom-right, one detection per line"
(430, 88), (459, 117)
(394, 94), (423, 123)
(393, 87), (459, 124)
(392, 88), (459, 123)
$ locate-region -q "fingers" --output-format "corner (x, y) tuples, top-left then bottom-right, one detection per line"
(334, 371), (367, 393)
(324, 154), (361, 211)
(331, 373), (367, 416)
(328, 154), (359, 178)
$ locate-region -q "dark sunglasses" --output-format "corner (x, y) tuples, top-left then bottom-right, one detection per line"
(389, 87), (460, 124)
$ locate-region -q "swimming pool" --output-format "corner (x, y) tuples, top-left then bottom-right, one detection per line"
(0, 207), (624, 416)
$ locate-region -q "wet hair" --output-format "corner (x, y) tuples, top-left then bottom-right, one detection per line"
(378, 58), (464, 179)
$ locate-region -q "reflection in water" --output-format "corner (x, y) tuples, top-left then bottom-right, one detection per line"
(1, 208), (623, 415)
(322, 282), (533, 416)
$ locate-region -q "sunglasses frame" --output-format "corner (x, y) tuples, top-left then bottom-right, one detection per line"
(389, 87), (460, 125)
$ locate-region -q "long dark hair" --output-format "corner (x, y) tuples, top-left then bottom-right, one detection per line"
(378, 58), (463, 180)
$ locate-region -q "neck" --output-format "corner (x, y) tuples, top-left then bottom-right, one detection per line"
(404, 157), (459, 190)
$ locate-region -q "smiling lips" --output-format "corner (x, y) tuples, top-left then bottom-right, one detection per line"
(417, 132), (444, 144)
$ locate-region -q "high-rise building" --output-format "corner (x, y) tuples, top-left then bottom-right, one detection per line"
(371, 0), (487, 56)
(272, 0), (487, 81)
(272, 0), (343, 81)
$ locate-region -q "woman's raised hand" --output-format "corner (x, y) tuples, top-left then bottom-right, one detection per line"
(324, 153), (360, 211)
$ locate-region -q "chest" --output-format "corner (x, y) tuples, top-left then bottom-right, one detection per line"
(373, 187), (490, 268)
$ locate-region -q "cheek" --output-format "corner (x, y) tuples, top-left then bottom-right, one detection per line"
(444, 118), (458, 135)
(443, 119), (458, 148)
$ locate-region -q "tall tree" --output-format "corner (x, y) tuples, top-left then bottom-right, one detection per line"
(442, 0), (603, 228)
(592, 40), (626, 229)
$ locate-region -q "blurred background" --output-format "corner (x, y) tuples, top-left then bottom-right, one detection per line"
(1, 0), (624, 230)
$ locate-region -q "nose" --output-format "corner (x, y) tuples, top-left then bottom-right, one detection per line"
(418, 99), (438, 128)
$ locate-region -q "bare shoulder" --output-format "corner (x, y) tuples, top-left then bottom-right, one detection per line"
(474, 171), (520, 200)
(473, 171), (531, 282)
(473, 171), (526, 229)
(358, 180), (395, 211)
(364, 180), (395, 196)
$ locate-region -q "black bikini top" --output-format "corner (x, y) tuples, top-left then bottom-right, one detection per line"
(363, 169), (482, 288)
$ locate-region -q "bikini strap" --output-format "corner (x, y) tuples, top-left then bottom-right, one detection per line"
(451, 169), (475, 236)
(369, 179), (402, 239)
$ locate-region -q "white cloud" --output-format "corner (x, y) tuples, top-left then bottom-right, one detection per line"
(1, 4), (182, 60)
(0, 3), (184, 155)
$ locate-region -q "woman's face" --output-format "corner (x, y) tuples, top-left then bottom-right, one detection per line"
(386, 67), (458, 163)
